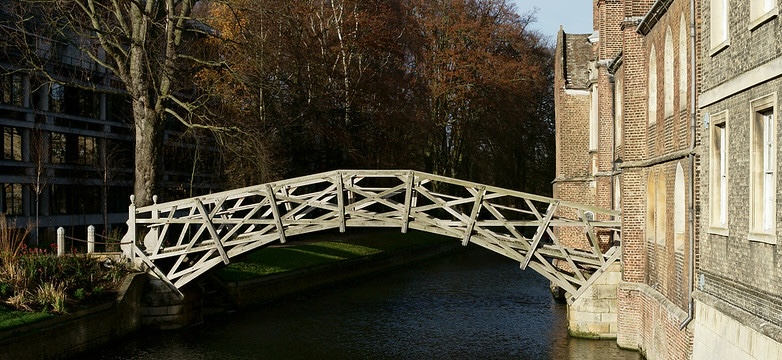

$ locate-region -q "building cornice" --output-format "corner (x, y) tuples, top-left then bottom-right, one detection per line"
(699, 56), (782, 108)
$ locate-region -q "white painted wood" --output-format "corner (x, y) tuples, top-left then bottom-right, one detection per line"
(127, 170), (621, 302)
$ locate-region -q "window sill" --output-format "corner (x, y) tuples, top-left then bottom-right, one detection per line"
(708, 227), (729, 237)
(748, 231), (777, 245)
(749, 8), (778, 31)
(709, 40), (730, 57)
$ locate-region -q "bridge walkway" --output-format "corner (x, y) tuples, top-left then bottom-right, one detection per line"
(121, 170), (620, 304)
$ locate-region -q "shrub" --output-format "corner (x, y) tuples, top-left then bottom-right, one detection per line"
(0, 217), (131, 315)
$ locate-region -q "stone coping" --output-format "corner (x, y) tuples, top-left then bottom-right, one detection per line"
(693, 290), (782, 344)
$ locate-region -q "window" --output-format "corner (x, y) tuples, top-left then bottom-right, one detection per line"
(648, 46), (658, 125)
(50, 83), (65, 113)
(750, 0), (778, 29)
(679, 16), (688, 111)
(656, 170), (667, 246)
(710, 0), (729, 53)
(2, 127), (22, 161)
(2, 183), (22, 215)
(664, 28), (674, 118)
(647, 174), (656, 243)
(710, 111), (728, 233)
(50, 185), (68, 215)
(0, 74), (24, 107)
(77, 136), (97, 165)
(51, 132), (66, 164)
(675, 163), (686, 252)
(749, 94), (777, 243)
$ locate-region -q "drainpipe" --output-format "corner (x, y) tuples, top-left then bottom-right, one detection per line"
(680, 0), (697, 330)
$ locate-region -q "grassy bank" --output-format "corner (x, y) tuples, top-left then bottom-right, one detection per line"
(217, 230), (454, 282)
(0, 306), (54, 331)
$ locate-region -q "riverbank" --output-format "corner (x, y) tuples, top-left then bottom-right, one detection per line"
(209, 229), (462, 310)
(0, 229), (462, 359)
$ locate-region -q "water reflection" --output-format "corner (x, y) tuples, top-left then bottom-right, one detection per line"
(83, 247), (641, 360)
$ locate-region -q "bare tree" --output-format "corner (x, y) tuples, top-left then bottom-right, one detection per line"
(2, 0), (228, 207)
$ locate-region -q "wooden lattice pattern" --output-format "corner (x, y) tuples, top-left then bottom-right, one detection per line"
(122, 170), (621, 304)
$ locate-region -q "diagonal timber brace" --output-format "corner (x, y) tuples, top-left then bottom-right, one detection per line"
(127, 170), (620, 302)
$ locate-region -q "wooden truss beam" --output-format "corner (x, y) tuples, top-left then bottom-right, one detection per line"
(128, 170), (621, 302)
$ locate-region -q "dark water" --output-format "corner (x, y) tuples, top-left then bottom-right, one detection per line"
(84, 248), (641, 360)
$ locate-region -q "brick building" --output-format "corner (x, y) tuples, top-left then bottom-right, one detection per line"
(694, 0), (782, 358)
(557, 0), (782, 359)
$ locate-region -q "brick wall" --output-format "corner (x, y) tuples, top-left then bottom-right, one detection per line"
(614, 0), (698, 358)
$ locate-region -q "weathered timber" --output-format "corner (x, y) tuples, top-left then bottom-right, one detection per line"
(125, 169), (621, 304)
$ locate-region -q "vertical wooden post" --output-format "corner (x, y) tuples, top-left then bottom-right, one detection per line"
(87, 225), (95, 254)
(122, 195), (136, 261)
(462, 187), (486, 246)
(336, 172), (346, 233)
(401, 171), (414, 233)
(266, 184), (287, 244)
(57, 227), (64, 257)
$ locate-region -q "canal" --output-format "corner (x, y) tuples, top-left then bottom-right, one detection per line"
(84, 247), (642, 360)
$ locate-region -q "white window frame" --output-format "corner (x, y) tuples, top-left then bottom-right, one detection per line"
(750, 0), (779, 30)
(709, 111), (729, 235)
(749, 94), (777, 244)
(710, 0), (729, 55)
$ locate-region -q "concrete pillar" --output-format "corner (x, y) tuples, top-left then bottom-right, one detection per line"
(57, 227), (65, 257)
(87, 225), (95, 253)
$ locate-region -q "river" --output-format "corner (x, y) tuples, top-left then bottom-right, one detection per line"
(82, 246), (642, 360)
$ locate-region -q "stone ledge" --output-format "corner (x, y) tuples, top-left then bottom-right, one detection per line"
(694, 290), (782, 344)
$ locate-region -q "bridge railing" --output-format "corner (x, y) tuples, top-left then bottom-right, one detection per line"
(123, 170), (620, 303)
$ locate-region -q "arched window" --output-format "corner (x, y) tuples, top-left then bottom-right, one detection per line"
(674, 163), (686, 251)
(679, 16), (688, 111)
(664, 28), (674, 118)
(656, 170), (667, 246)
(648, 46), (657, 125)
(647, 172), (657, 243)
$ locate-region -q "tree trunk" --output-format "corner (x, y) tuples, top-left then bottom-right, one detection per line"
(133, 101), (161, 207)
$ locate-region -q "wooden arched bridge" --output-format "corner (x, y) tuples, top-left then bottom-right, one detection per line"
(121, 170), (620, 304)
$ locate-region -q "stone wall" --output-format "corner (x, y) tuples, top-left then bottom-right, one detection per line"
(568, 261), (621, 339)
(693, 292), (782, 360)
(0, 272), (146, 360)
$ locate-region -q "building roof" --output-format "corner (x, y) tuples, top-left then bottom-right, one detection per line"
(561, 32), (593, 90)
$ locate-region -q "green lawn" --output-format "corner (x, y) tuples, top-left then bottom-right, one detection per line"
(0, 306), (54, 331)
(217, 230), (453, 282)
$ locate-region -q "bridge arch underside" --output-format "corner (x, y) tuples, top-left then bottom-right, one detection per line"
(127, 170), (620, 304)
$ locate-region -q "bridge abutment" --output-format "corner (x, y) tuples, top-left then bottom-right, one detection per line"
(567, 261), (621, 339)
(140, 276), (203, 330)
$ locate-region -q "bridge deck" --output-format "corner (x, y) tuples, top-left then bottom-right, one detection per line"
(122, 170), (620, 304)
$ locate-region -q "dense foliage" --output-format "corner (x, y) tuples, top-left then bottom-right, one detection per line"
(198, 0), (555, 195)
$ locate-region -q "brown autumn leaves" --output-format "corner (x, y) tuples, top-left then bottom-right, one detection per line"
(196, 0), (554, 194)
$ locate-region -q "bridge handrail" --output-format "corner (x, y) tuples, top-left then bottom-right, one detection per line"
(124, 169), (621, 304)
